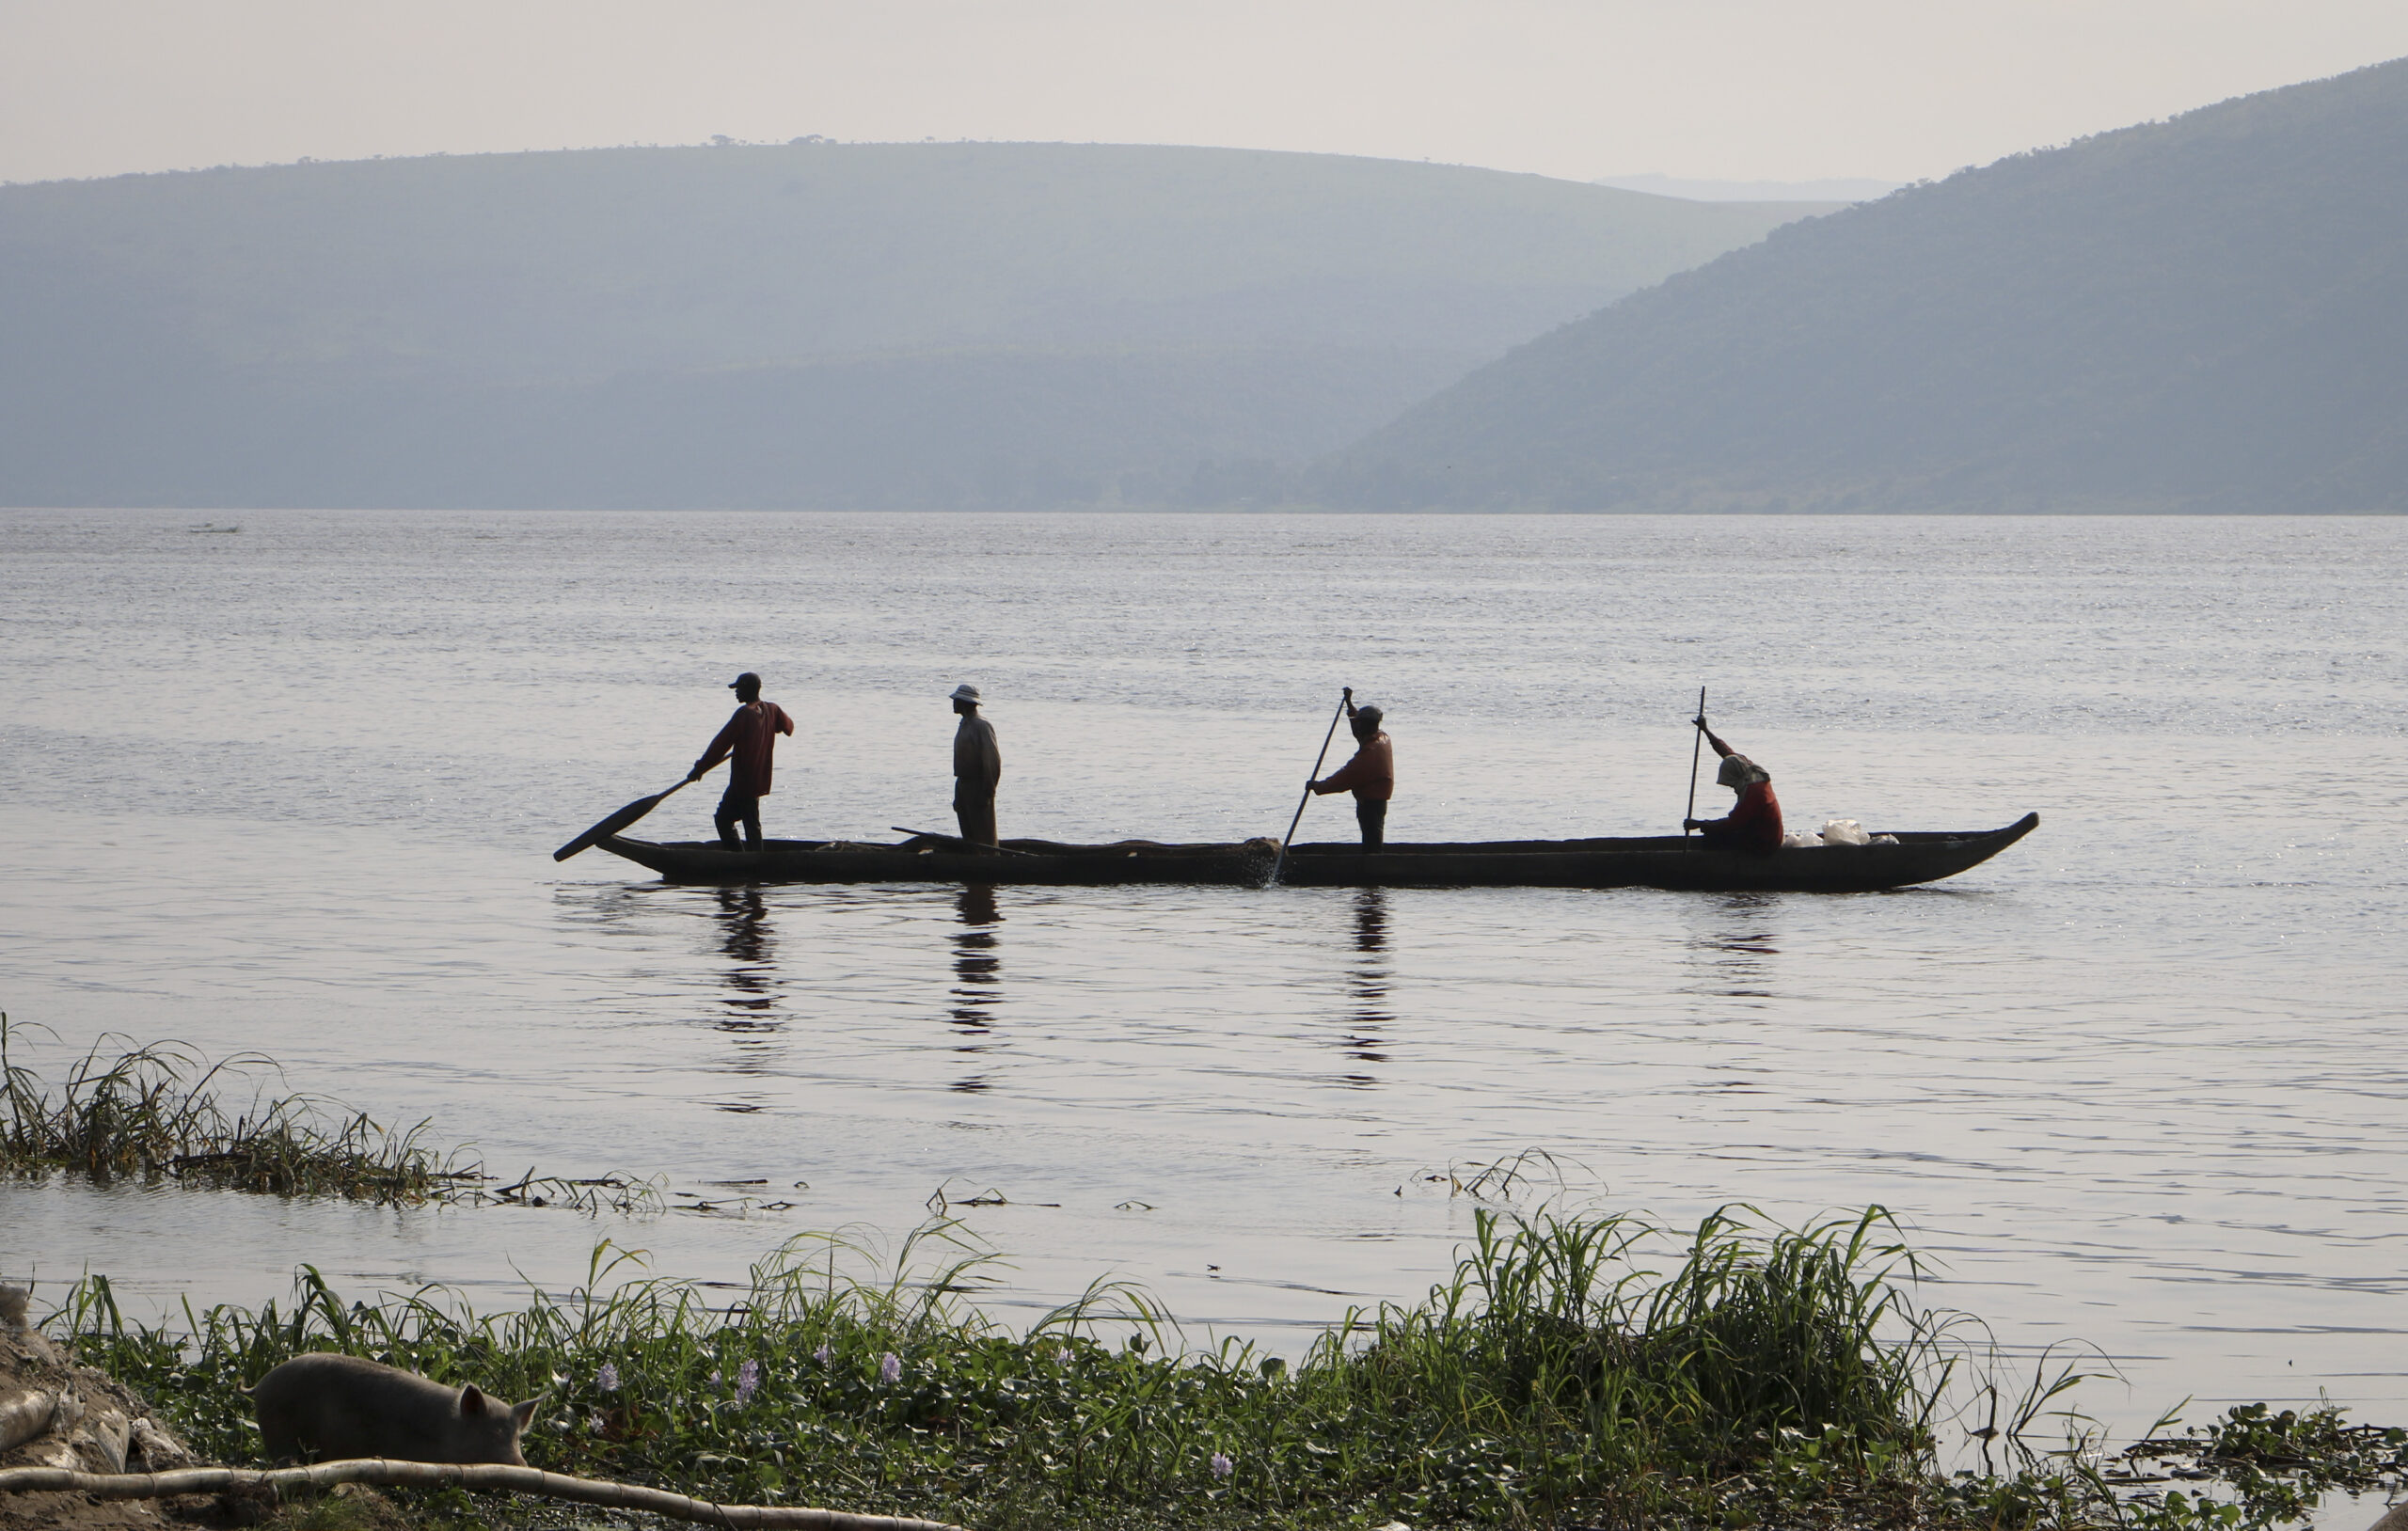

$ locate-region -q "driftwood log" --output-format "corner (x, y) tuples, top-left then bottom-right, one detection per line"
(0, 1459), (965, 1531)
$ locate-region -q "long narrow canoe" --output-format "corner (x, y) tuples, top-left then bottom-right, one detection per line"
(597, 833), (1284, 886)
(1278, 813), (2039, 892)
(592, 813), (2036, 892)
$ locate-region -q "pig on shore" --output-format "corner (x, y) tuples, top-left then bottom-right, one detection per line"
(248, 1354), (541, 1465)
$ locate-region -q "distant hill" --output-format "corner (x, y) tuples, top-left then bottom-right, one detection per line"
(1592, 174), (1903, 202)
(0, 143), (1827, 509)
(1324, 59), (2408, 513)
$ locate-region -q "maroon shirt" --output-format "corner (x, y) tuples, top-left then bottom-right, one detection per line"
(1699, 781), (1782, 854)
(1312, 733), (1394, 802)
(694, 702), (795, 796)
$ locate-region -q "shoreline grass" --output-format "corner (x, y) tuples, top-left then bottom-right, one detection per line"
(43, 1211), (2408, 1530)
(11, 1027), (2400, 1528)
(43, 1206), (2294, 1531)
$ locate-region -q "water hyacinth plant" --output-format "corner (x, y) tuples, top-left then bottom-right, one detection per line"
(51, 1207), (2167, 1531)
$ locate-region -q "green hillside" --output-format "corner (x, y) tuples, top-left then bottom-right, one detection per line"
(1319, 58), (2408, 513)
(0, 143), (1825, 508)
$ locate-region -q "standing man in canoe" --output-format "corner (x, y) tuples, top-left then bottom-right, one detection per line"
(1309, 700), (1394, 846)
(1684, 718), (1782, 853)
(687, 671), (796, 851)
(951, 684), (1003, 849)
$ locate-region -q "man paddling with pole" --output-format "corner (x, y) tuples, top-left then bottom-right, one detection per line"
(1684, 713), (1782, 854)
(1308, 696), (1395, 846)
(688, 672), (796, 851)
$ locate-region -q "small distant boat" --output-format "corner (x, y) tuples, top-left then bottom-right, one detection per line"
(592, 813), (2036, 892)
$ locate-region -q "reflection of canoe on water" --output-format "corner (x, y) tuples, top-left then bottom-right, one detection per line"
(594, 813), (2037, 892)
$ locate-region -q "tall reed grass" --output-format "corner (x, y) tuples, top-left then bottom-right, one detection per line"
(60, 1207), (2062, 1529)
(0, 1018), (647, 1210)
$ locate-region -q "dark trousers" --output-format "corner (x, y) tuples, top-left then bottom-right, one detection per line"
(716, 785), (763, 849)
(954, 781), (998, 848)
(1355, 797), (1387, 847)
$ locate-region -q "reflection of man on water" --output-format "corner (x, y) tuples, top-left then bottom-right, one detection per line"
(950, 684), (1003, 848)
(688, 671), (795, 850)
(949, 884), (1002, 1034)
(1309, 702), (1394, 846)
(1684, 718), (1782, 854)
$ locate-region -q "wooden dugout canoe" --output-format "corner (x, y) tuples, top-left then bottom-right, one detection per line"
(595, 833), (1283, 886)
(592, 813), (2036, 892)
(1276, 813), (2039, 892)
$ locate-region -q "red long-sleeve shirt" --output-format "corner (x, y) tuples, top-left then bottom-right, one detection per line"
(1698, 781), (1782, 855)
(694, 701), (795, 796)
(1312, 734), (1393, 802)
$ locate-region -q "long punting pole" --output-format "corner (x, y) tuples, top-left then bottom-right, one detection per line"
(1272, 687), (1352, 884)
(1684, 685), (1706, 834)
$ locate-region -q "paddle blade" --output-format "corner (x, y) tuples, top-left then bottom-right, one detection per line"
(553, 782), (685, 861)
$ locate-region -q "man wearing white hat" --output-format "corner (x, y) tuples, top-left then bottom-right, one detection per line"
(950, 685), (1003, 848)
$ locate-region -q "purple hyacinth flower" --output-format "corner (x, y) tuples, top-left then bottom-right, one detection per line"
(1211, 1451), (1234, 1479)
(879, 1351), (902, 1385)
(814, 1342), (833, 1365)
(595, 1361), (621, 1393)
(737, 1358), (761, 1404)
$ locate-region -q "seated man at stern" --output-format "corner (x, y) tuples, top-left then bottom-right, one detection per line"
(1684, 718), (1782, 854)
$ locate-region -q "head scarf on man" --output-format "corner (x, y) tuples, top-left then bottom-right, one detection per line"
(1717, 753), (1769, 789)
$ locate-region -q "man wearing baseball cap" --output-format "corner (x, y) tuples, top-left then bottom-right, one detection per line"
(1307, 697), (1394, 846)
(688, 671), (796, 850)
(949, 684), (1003, 849)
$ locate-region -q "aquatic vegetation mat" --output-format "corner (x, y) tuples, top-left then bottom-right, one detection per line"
(2110, 1403), (2408, 1529)
(0, 1018), (651, 1210)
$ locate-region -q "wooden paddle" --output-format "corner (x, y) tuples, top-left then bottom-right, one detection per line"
(1684, 686), (1706, 834)
(892, 827), (1038, 859)
(554, 777), (695, 861)
(1272, 687), (1352, 884)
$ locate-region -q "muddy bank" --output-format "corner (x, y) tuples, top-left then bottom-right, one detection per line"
(0, 1283), (214, 1529)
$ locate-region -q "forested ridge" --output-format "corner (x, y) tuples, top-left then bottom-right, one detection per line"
(1317, 57), (2408, 513)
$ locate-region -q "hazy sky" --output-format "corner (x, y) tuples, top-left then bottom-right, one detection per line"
(7, 1), (2408, 187)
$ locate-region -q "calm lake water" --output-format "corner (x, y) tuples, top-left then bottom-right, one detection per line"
(3, 509), (2403, 1452)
